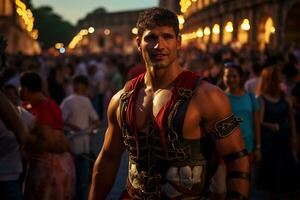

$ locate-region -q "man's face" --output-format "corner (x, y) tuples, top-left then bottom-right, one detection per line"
(19, 87), (29, 101)
(137, 26), (180, 69)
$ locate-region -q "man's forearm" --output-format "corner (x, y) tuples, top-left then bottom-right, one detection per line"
(89, 151), (122, 200)
(225, 155), (250, 200)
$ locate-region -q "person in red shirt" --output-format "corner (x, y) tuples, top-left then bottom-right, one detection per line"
(20, 71), (75, 200)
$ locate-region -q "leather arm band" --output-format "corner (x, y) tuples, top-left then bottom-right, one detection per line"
(210, 114), (242, 141)
(222, 149), (248, 163)
(226, 191), (248, 200)
(227, 171), (250, 181)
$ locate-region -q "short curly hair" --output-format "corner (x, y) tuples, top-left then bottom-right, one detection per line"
(136, 7), (179, 38)
(21, 71), (42, 92)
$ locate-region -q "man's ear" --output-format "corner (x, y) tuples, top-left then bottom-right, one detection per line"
(136, 37), (141, 51)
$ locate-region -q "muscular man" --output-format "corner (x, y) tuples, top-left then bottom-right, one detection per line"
(89, 7), (249, 200)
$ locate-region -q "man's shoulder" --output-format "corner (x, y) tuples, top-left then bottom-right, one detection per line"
(193, 81), (230, 112)
(195, 80), (224, 96)
(110, 89), (126, 105)
(39, 97), (58, 109)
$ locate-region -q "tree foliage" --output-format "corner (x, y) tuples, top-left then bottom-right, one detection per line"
(33, 6), (74, 49)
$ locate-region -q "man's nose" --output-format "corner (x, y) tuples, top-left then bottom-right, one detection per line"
(154, 37), (166, 49)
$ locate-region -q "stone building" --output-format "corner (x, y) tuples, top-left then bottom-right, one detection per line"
(71, 0), (300, 52)
(0, 0), (40, 55)
(170, 0), (300, 50)
(72, 9), (145, 54)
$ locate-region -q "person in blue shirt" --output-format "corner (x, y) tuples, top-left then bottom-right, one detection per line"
(223, 62), (261, 155)
(211, 61), (261, 200)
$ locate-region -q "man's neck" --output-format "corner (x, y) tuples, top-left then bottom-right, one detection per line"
(144, 63), (182, 92)
(28, 92), (45, 106)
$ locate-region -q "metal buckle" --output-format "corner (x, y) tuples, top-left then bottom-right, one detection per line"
(178, 88), (193, 99)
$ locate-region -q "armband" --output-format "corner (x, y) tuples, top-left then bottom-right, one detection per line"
(227, 171), (250, 181)
(210, 114), (242, 140)
(222, 149), (248, 163)
(226, 191), (248, 200)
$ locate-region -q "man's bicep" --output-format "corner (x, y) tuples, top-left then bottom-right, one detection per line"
(215, 127), (246, 157)
(200, 85), (234, 133)
(101, 92), (125, 157)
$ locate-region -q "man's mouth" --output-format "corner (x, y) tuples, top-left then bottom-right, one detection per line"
(152, 53), (168, 59)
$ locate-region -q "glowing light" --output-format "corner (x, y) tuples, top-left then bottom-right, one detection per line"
(212, 24), (220, 34)
(31, 29), (38, 40)
(270, 26), (275, 33)
(204, 27), (211, 35)
(59, 47), (66, 54)
(88, 27), (95, 33)
(181, 32), (197, 41)
(15, 0), (36, 34)
(264, 17), (276, 44)
(55, 43), (64, 49)
(177, 15), (185, 25)
(131, 27), (138, 35)
(241, 19), (250, 31)
(225, 21), (233, 33)
(180, 0), (192, 13)
(80, 29), (88, 36)
(104, 29), (110, 36)
(68, 31), (85, 49)
(196, 28), (203, 37)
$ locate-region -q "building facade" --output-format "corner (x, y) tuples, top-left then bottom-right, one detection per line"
(0, 0), (40, 55)
(162, 0), (300, 51)
(73, 9), (145, 54)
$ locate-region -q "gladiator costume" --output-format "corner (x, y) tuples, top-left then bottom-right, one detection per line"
(120, 71), (248, 200)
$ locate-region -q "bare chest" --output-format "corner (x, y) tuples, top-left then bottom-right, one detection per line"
(134, 88), (172, 130)
(133, 88), (202, 139)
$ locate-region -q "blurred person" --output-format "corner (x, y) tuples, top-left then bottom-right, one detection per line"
(3, 84), (36, 187)
(290, 66), (300, 154)
(256, 66), (300, 199)
(0, 36), (30, 200)
(89, 7), (249, 200)
(244, 62), (262, 94)
(20, 71), (75, 200)
(223, 62), (261, 156)
(0, 90), (35, 200)
(211, 62), (261, 199)
(282, 62), (300, 95)
(207, 51), (223, 86)
(47, 65), (66, 105)
(127, 54), (145, 80)
(75, 59), (88, 77)
(60, 75), (99, 200)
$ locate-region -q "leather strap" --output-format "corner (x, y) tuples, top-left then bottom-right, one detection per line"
(222, 149), (248, 163)
(227, 171), (250, 181)
(226, 191), (248, 200)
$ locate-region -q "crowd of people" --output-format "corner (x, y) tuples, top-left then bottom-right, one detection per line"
(1, 7), (300, 200)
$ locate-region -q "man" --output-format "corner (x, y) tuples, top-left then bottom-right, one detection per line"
(60, 75), (99, 200)
(89, 8), (249, 200)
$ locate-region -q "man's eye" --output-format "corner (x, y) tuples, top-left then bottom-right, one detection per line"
(145, 35), (156, 41)
(163, 34), (174, 39)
